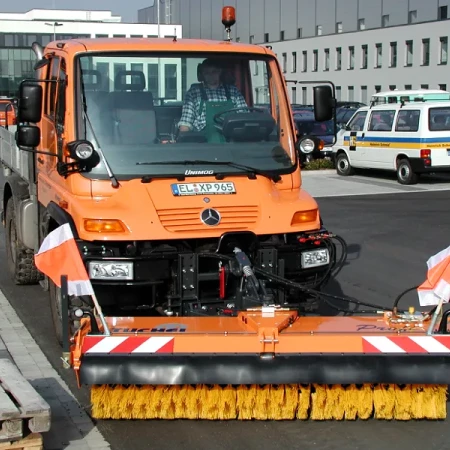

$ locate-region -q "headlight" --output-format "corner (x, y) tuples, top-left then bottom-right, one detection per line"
(88, 261), (134, 280)
(301, 249), (330, 268)
(300, 138), (315, 154)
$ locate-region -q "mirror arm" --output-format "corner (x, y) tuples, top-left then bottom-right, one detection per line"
(17, 146), (59, 158)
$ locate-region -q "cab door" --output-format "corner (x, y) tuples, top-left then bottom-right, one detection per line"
(37, 55), (67, 190)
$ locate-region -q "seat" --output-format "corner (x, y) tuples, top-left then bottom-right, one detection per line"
(108, 70), (158, 145)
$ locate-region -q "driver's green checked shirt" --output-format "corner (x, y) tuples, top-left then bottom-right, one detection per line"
(178, 83), (247, 132)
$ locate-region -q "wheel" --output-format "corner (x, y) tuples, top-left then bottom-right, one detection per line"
(5, 197), (42, 285)
(397, 158), (418, 185)
(335, 152), (354, 176)
(49, 278), (92, 346)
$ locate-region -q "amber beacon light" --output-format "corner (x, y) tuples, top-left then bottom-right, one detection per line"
(222, 6), (236, 41)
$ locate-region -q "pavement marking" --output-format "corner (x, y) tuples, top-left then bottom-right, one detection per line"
(0, 287), (111, 450)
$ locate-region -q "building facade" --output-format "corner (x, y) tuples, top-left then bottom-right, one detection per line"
(138, 0), (450, 103)
(0, 9), (182, 97)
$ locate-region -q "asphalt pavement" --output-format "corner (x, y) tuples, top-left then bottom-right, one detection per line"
(1, 172), (450, 449)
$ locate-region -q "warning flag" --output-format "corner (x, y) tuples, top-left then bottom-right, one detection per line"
(417, 245), (450, 306)
(34, 223), (94, 297)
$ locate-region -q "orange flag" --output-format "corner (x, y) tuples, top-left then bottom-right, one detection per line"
(34, 223), (94, 297)
(417, 245), (450, 306)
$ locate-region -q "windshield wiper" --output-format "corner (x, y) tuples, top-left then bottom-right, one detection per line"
(80, 74), (119, 189)
(136, 160), (282, 182)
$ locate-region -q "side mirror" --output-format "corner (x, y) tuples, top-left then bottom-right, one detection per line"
(18, 81), (43, 124)
(16, 125), (41, 148)
(313, 85), (335, 122)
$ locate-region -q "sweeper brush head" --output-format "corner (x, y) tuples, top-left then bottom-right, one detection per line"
(90, 383), (447, 420)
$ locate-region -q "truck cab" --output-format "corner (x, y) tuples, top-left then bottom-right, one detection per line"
(2, 13), (337, 342)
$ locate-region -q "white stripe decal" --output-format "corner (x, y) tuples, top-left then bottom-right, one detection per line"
(131, 337), (173, 353)
(363, 336), (406, 353)
(85, 336), (128, 353)
(67, 279), (94, 296)
(409, 336), (450, 353)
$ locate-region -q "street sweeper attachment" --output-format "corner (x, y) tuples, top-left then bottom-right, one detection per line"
(63, 242), (450, 421)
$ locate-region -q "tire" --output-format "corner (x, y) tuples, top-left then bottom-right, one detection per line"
(49, 278), (92, 346)
(397, 158), (418, 185)
(5, 197), (42, 285)
(335, 152), (354, 176)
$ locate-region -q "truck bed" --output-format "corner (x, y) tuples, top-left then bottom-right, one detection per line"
(0, 126), (31, 182)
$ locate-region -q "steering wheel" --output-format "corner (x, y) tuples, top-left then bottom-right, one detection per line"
(213, 107), (266, 125)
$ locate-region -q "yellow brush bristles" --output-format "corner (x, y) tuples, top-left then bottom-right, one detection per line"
(90, 384), (447, 420)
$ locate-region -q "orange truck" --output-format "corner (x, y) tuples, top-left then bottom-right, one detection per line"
(1, 7), (449, 421)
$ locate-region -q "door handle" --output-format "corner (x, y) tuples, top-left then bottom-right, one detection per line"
(37, 157), (44, 164)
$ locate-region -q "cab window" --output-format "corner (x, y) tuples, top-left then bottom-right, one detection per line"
(368, 110), (395, 131)
(395, 110), (420, 132)
(347, 111), (367, 131)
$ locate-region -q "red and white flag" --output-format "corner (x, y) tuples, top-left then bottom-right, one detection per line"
(417, 245), (450, 306)
(34, 223), (94, 297)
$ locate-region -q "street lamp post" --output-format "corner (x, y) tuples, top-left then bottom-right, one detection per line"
(45, 22), (63, 41)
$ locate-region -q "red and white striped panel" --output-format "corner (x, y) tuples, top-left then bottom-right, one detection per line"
(363, 336), (450, 354)
(81, 336), (174, 354)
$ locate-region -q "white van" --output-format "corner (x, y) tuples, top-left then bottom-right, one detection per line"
(332, 101), (450, 184)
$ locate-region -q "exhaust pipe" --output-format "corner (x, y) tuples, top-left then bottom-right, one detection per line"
(31, 41), (43, 60)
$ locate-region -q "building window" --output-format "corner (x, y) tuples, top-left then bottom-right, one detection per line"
(302, 51), (307, 72)
(389, 85), (396, 90)
(390, 42), (397, 67)
(438, 5), (448, 20)
(439, 84), (447, 91)
(336, 22), (343, 33)
(302, 87), (307, 104)
(361, 45), (368, 69)
(348, 46), (355, 69)
(313, 50), (318, 71)
(280, 31), (285, 41)
(292, 52), (297, 72)
(382, 15), (389, 27)
(264, 33), (269, 43)
(358, 18), (365, 30)
(282, 53), (287, 72)
(405, 40), (413, 66)
(348, 86), (354, 102)
(336, 86), (341, 101)
(405, 84), (412, 90)
(440, 37), (448, 64)
(164, 64), (177, 99)
(422, 38), (430, 66)
(324, 49), (330, 71)
(361, 86), (368, 104)
(250, 35), (254, 43)
(297, 28), (302, 38)
(316, 25), (322, 36)
(292, 87), (297, 103)
(408, 10), (417, 24)
(375, 85), (382, 93)
(336, 47), (342, 70)
(421, 84), (429, 89)
(375, 43), (382, 68)
(147, 64), (159, 97)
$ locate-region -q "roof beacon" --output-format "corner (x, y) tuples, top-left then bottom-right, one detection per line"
(222, 6), (236, 41)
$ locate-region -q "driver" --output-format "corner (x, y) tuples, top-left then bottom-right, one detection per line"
(178, 58), (247, 141)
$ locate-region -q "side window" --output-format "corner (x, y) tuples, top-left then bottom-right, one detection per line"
(55, 58), (67, 130)
(368, 110), (395, 131)
(395, 110), (420, 132)
(45, 57), (60, 118)
(347, 111), (367, 131)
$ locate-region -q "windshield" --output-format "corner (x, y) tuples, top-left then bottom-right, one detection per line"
(76, 52), (294, 180)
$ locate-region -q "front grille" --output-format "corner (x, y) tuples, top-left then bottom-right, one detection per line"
(157, 206), (259, 233)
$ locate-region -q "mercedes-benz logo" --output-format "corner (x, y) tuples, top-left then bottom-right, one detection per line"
(200, 208), (221, 226)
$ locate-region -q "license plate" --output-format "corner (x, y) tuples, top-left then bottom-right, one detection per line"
(171, 182), (236, 196)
